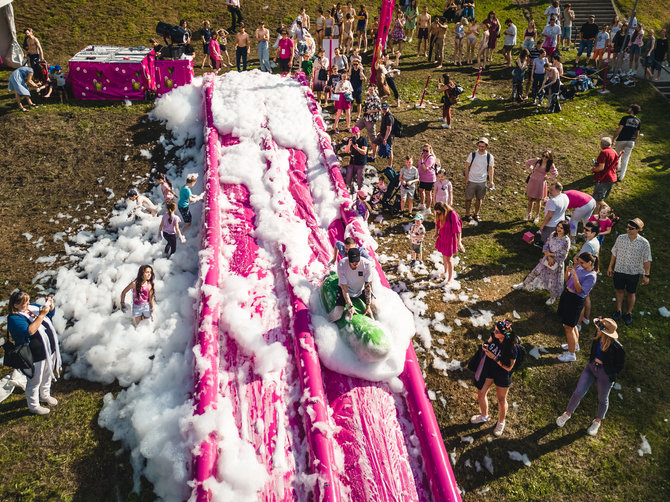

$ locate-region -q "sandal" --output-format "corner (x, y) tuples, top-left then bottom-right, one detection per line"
(19, 107), (28, 112)
(474, 214), (482, 222)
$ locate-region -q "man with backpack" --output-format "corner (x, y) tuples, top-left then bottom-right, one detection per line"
(371, 102), (399, 169)
(464, 137), (495, 223)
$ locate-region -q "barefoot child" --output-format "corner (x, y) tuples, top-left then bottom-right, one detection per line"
(127, 189), (159, 216)
(158, 201), (186, 258)
(434, 201), (464, 285)
(120, 264), (156, 325)
(409, 213), (426, 267)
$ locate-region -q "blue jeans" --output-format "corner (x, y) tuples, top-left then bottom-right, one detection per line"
(463, 6), (474, 20)
(578, 39), (594, 58)
(257, 41), (270, 72)
(236, 46), (248, 72)
(567, 361), (614, 419)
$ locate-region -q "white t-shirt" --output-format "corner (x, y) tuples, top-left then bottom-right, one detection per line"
(595, 31), (610, 50)
(542, 25), (561, 47)
(466, 150), (494, 184)
(532, 56), (548, 73)
(545, 193), (569, 226)
(544, 6), (560, 24)
(504, 24), (517, 46)
(337, 257), (374, 296)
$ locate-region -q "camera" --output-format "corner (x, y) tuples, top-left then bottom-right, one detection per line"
(156, 22), (189, 45)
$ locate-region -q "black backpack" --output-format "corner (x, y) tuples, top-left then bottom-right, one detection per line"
(391, 116), (403, 138)
(511, 339), (526, 373)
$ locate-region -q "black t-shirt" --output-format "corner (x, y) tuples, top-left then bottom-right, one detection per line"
(380, 111), (395, 138)
(616, 115), (641, 141)
(654, 38), (668, 60)
(487, 339), (519, 368)
(580, 22), (599, 40)
(349, 136), (368, 165)
(612, 31), (626, 52)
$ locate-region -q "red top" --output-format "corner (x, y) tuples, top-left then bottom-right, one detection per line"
(594, 147), (618, 183)
(564, 190), (593, 209)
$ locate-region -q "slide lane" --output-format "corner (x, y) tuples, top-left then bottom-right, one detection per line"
(297, 74), (462, 502)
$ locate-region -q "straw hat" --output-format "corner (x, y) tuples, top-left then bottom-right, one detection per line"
(477, 137), (489, 146)
(593, 317), (618, 339)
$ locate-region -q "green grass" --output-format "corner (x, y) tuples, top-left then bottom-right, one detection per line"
(2, 0), (670, 501)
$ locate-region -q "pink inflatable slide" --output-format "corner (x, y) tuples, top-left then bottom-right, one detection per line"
(191, 73), (461, 502)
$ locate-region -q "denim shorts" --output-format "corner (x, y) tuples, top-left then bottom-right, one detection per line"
(132, 302), (152, 318)
(629, 44), (642, 55)
(178, 205), (192, 223)
(593, 181), (613, 202)
(561, 26), (572, 40)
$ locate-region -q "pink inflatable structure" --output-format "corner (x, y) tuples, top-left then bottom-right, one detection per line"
(191, 73), (461, 502)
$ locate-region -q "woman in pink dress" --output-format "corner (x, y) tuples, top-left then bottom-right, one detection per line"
(525, 150), (558, 223)
(434, 201), (464, 285)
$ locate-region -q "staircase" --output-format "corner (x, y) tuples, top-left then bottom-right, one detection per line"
(567, 0), (618, 45)
(653, 79), (670, 100)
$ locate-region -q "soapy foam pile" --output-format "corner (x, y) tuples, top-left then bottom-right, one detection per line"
(51, 71), (418, 501)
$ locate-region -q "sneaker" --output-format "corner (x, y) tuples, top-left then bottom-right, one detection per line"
(512, 282), (525, 290)
(493, 421), (505, 436)
(576, 324), (582, 332)
(587, 419), (601, 436)
(582, 318), (590, 325)
(439, 117), (446, 122)
(29, 406), (50, 415)
(523, 212), (530, 221)
(533, 215), (540, 224)
(470, 414), (489, 424)
(612, 310), (622, 321)
(417, 260), (423, 266)
(561, 343), (580, 352)
(41, 396), (58, 406)
(556, 412), (571, 427)
(416, 204), (425, 211)
(410, 260), (416, 268)
(558, 352), (577, 362)
(545, 297), (556, 305)
(441, 123), (451, 129)
(424, 208), (432, 215)
(623, 312), (633, 326)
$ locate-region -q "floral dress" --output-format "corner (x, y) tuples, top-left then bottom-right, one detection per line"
(522, 232), (570, 299)
(391, 17), (406, 41)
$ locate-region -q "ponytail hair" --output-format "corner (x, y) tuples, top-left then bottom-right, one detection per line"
(578, 251), (599, 273)
(166, 200), (176, 225)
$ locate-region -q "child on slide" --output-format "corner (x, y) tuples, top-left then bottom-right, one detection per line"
(120, 264), (156, 325)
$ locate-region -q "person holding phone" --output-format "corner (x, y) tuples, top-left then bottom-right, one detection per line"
(7, 290), (62, 415)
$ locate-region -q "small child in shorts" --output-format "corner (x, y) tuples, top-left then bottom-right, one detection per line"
(433, 168), (453, 206)
(399, 155), (419, 213)
(409, 213), (426, 267)
(53, 66), (68, 103)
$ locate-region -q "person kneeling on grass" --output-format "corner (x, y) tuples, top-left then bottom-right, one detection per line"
(120, 264), (156, 325)
(470, 320), (520, 437)
(328, 247), (376, 322)
(556, 317), (625, 436)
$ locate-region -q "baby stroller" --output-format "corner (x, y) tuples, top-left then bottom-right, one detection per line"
(380, 166), (401, 214)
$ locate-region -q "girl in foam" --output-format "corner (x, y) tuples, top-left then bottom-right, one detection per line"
(155, 172), (177, 205)
(434, 201), (464, 287)
(120, 265), (156, 325)
(158, 200), (186, 258)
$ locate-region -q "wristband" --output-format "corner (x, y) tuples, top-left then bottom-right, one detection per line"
(644, 274), (650, 278)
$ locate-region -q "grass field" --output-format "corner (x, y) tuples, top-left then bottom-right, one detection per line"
(1, 0), (669, 500)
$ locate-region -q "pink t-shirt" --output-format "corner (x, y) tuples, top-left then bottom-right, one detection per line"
(564, 190), (594, 209)
(133, 282), (152, 306)
(161, 213), (181, 234)
(209, 39), (222, 60)
(588, 215), (613, 234)
(434, 179), (452, 204)
(418, 154), (436, 182)
(278, 38), (294, 59)
(161, 183), (174, 202)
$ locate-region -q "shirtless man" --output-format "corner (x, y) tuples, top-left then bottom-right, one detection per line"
(342, 13), (355, 55)
(255, 21), (271, 72)
(299, 7), (310, 31)
(434, 17), (449, 67)
(417, 7), (431, 57)
(235, 23), (250, 72)
(23, 28), (43, 67)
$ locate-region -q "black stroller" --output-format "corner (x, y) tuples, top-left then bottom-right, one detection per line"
(378, 166), (401, 214)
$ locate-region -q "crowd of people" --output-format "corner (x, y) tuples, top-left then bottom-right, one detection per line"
(4, 2), (660, 445)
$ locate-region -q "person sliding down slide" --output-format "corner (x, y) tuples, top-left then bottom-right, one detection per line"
(322, 248), (390, 362)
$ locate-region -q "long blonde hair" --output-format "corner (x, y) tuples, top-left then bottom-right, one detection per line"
(595, 327), (613, 351)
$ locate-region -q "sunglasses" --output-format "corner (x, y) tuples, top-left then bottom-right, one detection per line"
(423, 149), (429, 153)
(626, 225), (638, 230)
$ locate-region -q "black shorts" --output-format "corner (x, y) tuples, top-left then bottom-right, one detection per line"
(418, 28), (429, 40)
(475, 358), (512, 389)
(202, 43), (209, 55)
(613, 272), (640, 293)
(178, 205), (192, 223)
(418, 181), (434, 191)
(278, 57), (291, 72)
(335, 286), (368, 307)
(557, 290), (585, 327)
(353, 89), (363, 104)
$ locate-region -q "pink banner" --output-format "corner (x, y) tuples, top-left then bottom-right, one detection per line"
(370, 0), (396, 85)
(155, 58), (194, 96)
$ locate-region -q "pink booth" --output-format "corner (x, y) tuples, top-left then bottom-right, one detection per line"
(68, 45), (194, 100)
